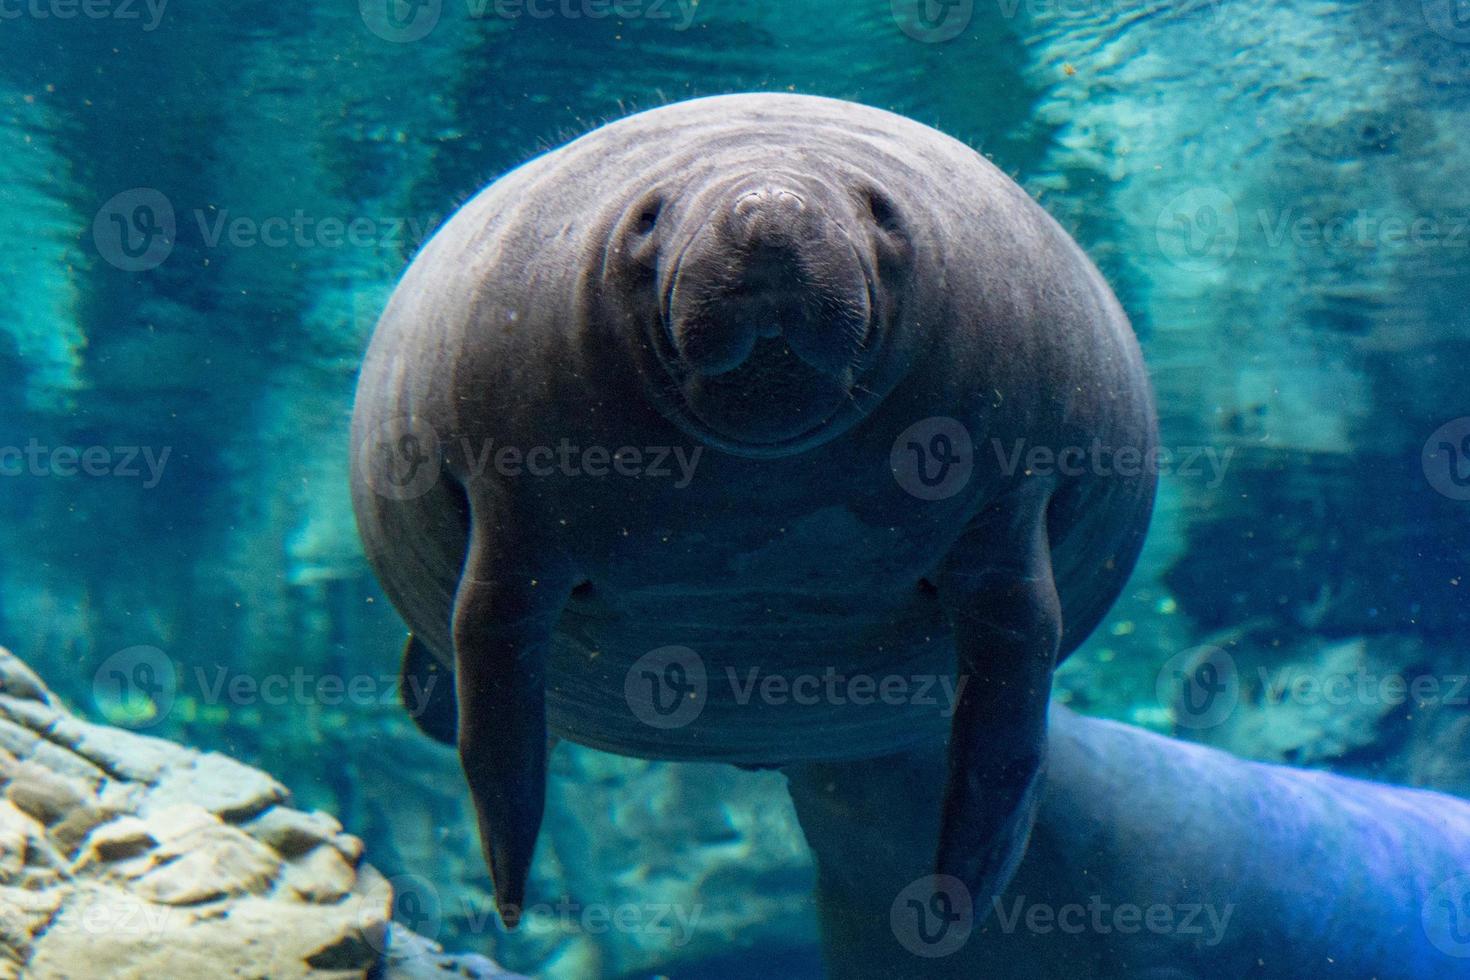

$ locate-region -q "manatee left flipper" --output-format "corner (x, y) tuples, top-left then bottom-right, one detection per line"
(933, 482), (1062, 916)
(451, 506), (575, 929)
(401, 634), (457, 745)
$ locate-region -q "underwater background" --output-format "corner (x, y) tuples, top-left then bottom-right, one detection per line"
(2, 0), (1469, 975)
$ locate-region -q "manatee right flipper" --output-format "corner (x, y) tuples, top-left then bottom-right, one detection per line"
(401, 634), (457, 746)
(933, 482), (1061, 919)
(451, 506), (575, 929)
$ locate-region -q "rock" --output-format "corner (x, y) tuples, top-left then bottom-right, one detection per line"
(4, 761), (90, 825)
(377, 923), (530, 980)
(0, 645), (519, 979)
(0, 656), (51, 705)
(128, 804), (282, 905)
(146, 752), (289, 822)
(0, 802), (40, 881)
(284, 843), (358, 903)
(77, 816), (156, 865)
(244, 805), (347, 857)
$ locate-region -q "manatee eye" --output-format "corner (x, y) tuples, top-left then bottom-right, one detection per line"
(621, 195), (664, 275)
(635, 203), (661, 236)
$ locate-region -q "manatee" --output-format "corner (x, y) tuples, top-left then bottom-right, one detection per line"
(790, 706), (1470, 977)
(349, 92), (1157, 957)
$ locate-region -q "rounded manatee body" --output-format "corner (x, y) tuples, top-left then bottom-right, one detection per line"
(350, 93), (1156, 934)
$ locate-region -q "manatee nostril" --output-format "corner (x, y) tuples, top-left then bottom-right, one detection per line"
(731, 187), (807, 242)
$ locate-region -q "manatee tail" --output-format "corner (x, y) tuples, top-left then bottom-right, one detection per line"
(400, 634), (457, 745)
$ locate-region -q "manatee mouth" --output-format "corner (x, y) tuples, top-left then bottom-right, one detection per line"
(651, 177), (885, 453)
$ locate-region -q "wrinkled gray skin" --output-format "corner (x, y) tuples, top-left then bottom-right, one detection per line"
(349, 93), (1156, 968)
(794, 706), (1470, 977)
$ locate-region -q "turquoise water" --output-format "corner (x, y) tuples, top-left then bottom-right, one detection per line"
(2, 1), (1469, 977)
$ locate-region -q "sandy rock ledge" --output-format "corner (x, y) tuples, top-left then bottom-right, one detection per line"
(0, 647), (521, 980)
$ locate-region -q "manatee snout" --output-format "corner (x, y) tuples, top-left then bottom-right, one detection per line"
(660, 173), (885, 445)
